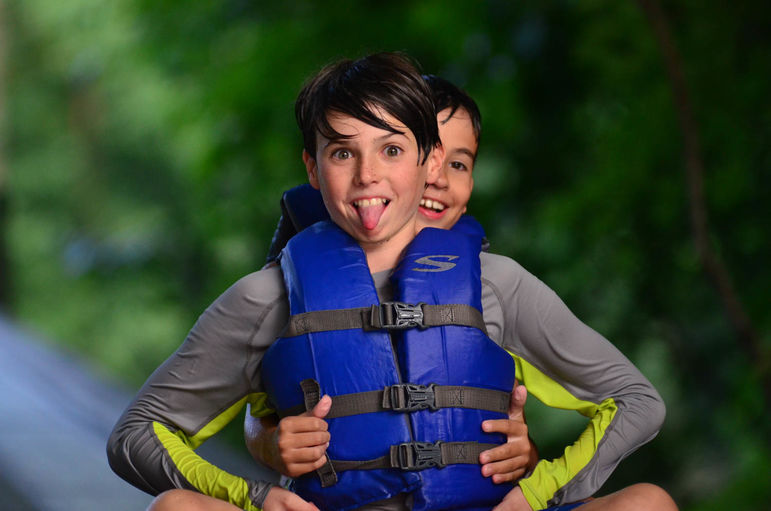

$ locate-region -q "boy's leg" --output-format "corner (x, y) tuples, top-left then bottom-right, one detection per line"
(572, 483), (677, 511)
(496, 483), (676, 511)
(148, 487), (321, 511)
(147, 490), (241, 511)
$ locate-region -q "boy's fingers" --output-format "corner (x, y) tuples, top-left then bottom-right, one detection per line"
(491, 470), (524, 484)
(481, 418), (528, 436)
(282, 444), (330, 464)
(281, 415), (329, 433)
(508, 385), (527, 422)
(266, 487), (320, 511)
(310, 395), (332, 419)
(480, 456), (528, 481)
(479, 439), (529, 464)
(285, 455), (330, 478)
(278, 431), (330, 452)
(285, 490), (320, 511)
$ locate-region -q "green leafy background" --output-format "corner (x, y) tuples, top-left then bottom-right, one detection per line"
(2, 1), (769, 509)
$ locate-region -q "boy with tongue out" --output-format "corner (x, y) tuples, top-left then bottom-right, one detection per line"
(108, 53), (674, 511)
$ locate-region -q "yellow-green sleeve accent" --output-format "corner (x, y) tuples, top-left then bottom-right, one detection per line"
(507, 351), (619, 510)
(154, 422), (261, 511)
(153, 394), (268, 511)
(247, 392), (276, 418)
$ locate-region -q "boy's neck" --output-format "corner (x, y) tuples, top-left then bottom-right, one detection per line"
(361, 222), (419, 273)
(363, 242), (404, 274)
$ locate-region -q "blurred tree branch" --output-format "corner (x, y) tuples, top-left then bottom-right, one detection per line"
(637, 0), (769, 404)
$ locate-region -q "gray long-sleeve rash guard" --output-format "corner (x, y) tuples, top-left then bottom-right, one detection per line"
(107, 252), (665, 510)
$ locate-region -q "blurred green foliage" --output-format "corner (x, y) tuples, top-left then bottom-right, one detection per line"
(3, 1), (769, 509)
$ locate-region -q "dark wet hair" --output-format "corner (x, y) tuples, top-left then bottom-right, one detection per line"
(295, 52), (440, 164)
(423, 74), (482, 143)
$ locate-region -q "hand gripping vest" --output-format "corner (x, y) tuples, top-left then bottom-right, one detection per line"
(262, 220), (516, 511)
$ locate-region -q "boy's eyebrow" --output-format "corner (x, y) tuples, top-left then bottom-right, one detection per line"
(374, 130), (407, 142)
(320, 130), (408, 150)
(452, 147), (477, 159)
(320, 135), (353, 150)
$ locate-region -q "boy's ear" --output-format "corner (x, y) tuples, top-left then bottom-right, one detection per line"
(303, 150), (320, 190)
(425, 143), (445, 185)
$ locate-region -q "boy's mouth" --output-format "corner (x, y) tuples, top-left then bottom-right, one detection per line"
(353, 197), (390, 230)
(419, 197), (447, 219)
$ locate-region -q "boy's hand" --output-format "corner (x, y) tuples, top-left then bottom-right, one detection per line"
(492, 486), (533, 511)
(479, 384), (538, 483)
(273, 395), (332, 477)
(263, 486), (320, 511)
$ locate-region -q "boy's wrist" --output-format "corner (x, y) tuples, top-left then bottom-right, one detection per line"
(252, 481), (279, 510)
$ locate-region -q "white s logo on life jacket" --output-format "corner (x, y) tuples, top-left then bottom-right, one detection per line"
(412, 255), (459, 272)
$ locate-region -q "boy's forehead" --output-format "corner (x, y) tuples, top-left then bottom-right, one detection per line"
(320, 109), (412, 140)
(438, 107), (478, 155)
(439, 106), (472, 125)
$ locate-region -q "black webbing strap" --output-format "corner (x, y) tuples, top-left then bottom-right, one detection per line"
(328, 441), (495, 472)
(281, 302), (488, 338)
(278, 383), (511, 419)
(300, 379), (338, 487)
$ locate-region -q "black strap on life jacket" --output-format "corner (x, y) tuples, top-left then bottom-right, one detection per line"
(281, 302), (488, 338)
(297, 379), (508, 487)
(329, 440), (496, 472)
(279, 382), (510, 419)
(300, 379), (339, 487)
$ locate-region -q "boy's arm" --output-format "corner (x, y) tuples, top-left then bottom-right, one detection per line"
(484, 254), (665, 510)
(106, 270), (290, 511)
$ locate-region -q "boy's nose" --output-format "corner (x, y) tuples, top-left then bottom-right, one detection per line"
(430, 165), (449, 189)
(354, 158), (379, 185)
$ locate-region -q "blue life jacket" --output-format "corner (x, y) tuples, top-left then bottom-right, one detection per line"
(265, 184), (490, 264)
(262, 220), (516, 511)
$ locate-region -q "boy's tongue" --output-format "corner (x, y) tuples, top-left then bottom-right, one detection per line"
(358, 202), (386, 230)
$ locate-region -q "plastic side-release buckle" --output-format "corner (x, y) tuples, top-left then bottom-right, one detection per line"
(389, 383), (437, 411)
(393, 441), (445, 470)
(368, 302), (425, 330)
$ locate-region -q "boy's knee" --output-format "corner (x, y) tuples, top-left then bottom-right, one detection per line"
(624, 483), (678, 511)
(147, 489), (209, 511)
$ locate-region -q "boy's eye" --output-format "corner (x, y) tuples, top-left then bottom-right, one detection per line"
(450, 161), (468, 171)
(384, 145), (402, 157)
(332, 149), (352, 160)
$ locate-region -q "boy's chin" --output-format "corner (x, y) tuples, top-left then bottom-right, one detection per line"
(418, 208), (454, 230)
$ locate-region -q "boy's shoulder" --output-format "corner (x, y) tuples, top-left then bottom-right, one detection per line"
(480, 251), (530, 283)
(480, 251), (552, 309)
(214, 264), (287, 310)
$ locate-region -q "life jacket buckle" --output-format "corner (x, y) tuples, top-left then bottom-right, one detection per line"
(369, 302), (425, 330)
(394, 441), (445, 470)
(389, 383), (437, 412)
